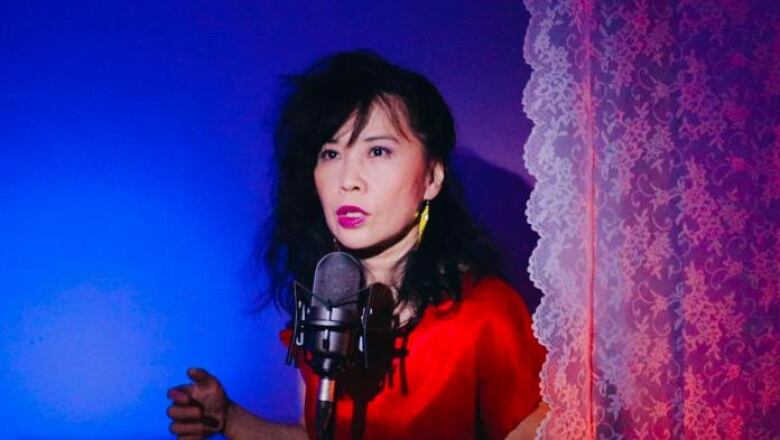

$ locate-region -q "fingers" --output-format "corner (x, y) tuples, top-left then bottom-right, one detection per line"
(167, 386), (194, 405)
(187, 367), (211, 385)
(167, 404), (203, 421)
(167, 399), (212, 439)
(169, 419), (207, 436)
(167, 368), (226, 438)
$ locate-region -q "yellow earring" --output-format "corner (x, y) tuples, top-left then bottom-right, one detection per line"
(417, 200), (430, 246)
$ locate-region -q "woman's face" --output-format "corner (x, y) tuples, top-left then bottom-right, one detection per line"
(314, 101), (444, 253)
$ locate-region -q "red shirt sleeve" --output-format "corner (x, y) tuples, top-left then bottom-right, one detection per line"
(472, 278), (547, 440)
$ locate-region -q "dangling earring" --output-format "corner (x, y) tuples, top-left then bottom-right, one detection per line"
(416, 199), (430, 246)
(333, 237), (342, 251)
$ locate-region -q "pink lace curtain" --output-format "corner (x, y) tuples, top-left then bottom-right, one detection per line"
(522, 0), (780, 438)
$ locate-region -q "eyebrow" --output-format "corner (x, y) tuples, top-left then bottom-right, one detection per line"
(362, 135), (399, 143)
(325, 134), (400, 144)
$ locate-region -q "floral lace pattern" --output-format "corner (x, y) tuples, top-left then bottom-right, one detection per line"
(522, 0), (780, 438)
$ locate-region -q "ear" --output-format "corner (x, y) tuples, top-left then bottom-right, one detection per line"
(423, 160), (445, 200)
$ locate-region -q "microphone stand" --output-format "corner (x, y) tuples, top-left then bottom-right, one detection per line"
(287, 281), (373, 440)
(316, 377), (336, 440)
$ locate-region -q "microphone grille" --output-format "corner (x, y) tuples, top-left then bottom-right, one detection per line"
(312, 252), (362, 307)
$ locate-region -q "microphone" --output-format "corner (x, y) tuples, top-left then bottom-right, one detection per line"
(286, 251), (372, 440)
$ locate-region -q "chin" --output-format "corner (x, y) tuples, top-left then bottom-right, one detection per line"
(336, 233), (378, 252)
(337, 226), (415, 259)
(334, 228), (388, 253)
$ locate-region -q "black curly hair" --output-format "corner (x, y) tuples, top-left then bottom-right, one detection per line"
(257, 49), (500, 317)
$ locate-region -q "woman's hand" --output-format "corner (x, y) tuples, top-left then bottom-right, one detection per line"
(505, 402), (549, 440)
(166, 368), (231, 439)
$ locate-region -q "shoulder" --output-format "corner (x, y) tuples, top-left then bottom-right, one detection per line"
(458, 275), (532, 320)
(463, 277), (546, 440)
(456, 275), (542, 355)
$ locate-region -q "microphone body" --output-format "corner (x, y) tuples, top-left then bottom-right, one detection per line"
(287, 252), (372, 440)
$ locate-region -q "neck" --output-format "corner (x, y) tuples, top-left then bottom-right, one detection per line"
(354, 223), (418, 290)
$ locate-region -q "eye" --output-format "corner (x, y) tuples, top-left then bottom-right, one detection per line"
(369, 146), (391, 157)
(318, 149), (339, 161)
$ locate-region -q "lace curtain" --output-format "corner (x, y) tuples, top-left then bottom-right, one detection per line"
(522, 0), (779, 438)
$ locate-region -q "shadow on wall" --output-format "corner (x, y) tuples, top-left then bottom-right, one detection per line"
(451, 149), (543, 314)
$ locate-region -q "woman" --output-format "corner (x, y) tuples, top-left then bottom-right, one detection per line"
(166, 50), (547, 440)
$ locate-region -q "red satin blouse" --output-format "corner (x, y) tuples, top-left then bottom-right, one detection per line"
(281, 276), (546, 440)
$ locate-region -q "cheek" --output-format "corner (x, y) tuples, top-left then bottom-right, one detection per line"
(313, 169), (331, 204)
(313, 174), (337, 234)
(399, 162), (429, 197)
(373, 167), (426, 212)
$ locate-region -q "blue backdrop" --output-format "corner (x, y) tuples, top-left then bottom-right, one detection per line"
(0, 2), (536, 438)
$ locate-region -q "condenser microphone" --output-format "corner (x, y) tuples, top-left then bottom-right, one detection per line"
(286, 251), (373, 440)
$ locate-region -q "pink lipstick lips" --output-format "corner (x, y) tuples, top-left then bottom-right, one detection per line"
(336, 205), (368, 228)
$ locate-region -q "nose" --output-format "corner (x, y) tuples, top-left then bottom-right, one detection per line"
(340, 156), (365, 193)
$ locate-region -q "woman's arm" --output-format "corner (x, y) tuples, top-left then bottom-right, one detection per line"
(223, 402), (307, 440)
(223, 374), (308, 440)
(504, 402), (549, 440)
(166, 368), (308, 440)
